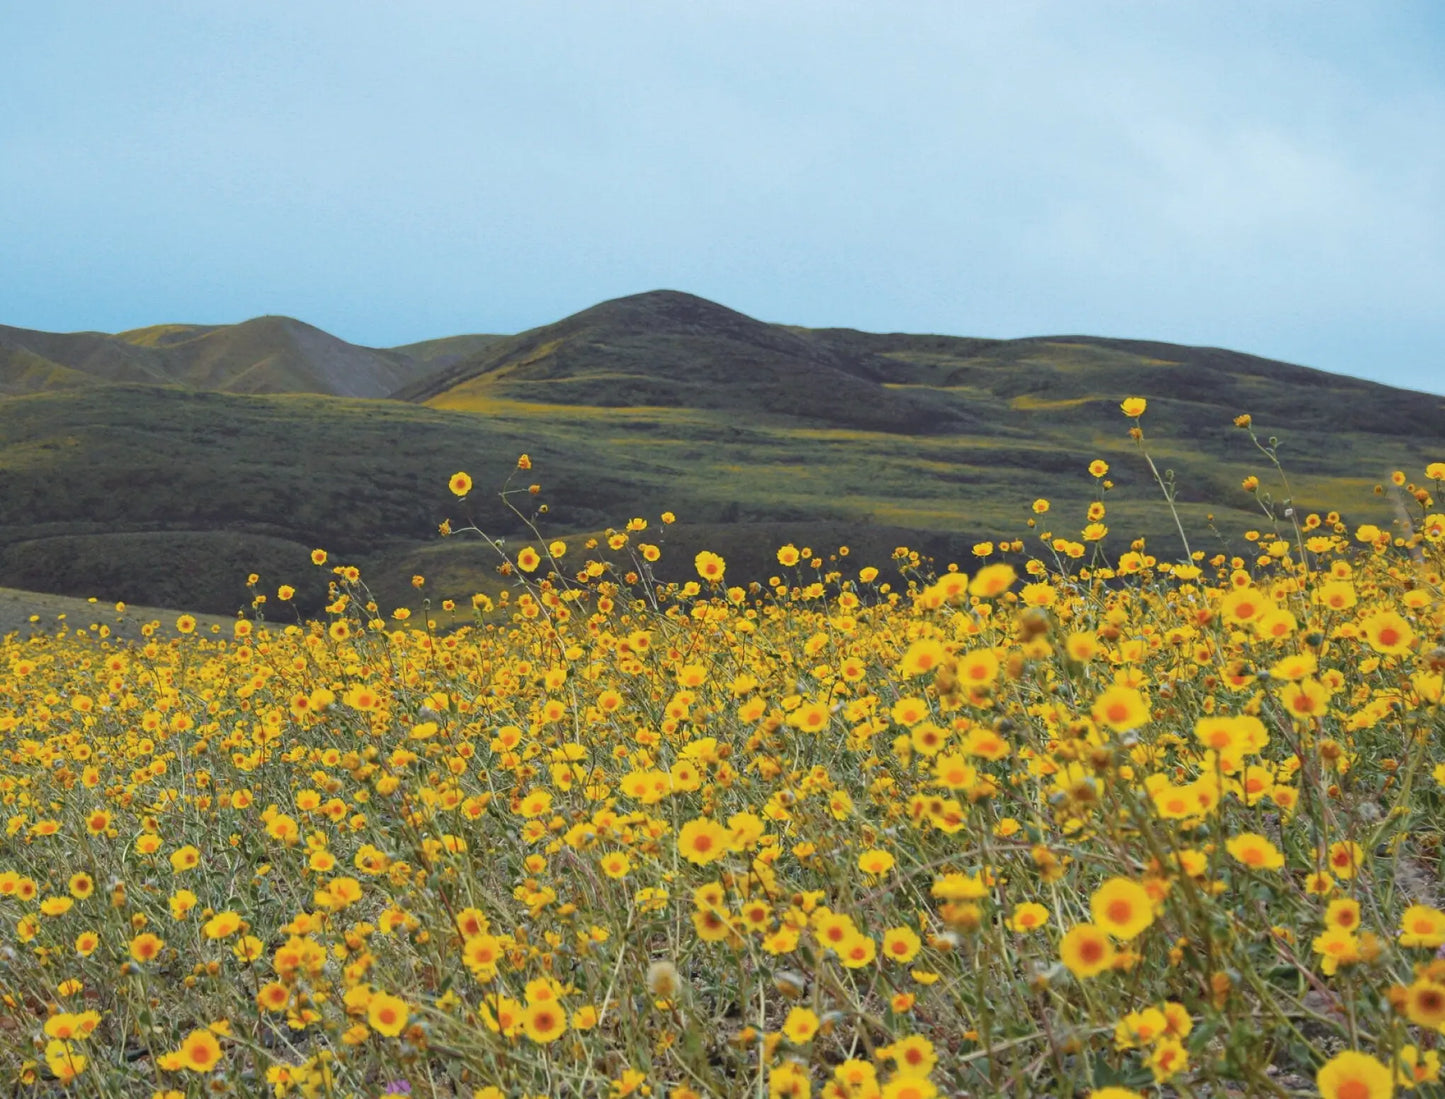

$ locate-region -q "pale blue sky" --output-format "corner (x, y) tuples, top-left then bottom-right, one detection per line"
(2, 2), (1442, 391)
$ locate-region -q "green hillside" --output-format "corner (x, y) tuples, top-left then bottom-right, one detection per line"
(388, 333), (507, 373)
(0, 291), (1438, 617)
(0, 317), (444, 398)
(0, 323), (173, 393)
(411, 291), (1444, 444)
(399, 292), (975, 433)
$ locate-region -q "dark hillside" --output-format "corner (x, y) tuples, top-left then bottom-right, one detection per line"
(0, 292), (1437, 615)
(400, 291), (976, 434)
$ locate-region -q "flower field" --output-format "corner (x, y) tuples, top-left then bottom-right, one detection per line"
(2, 405), (1444, 1099)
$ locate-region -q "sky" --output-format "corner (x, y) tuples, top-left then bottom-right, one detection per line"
(2, 2), (1443, 392)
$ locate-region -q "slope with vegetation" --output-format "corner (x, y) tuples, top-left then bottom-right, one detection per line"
(0, 316), (458, 398)
(0, 448), (1442, 1096)
(0, 291), (1439, 616)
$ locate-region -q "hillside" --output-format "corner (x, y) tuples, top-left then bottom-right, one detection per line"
(0, 316), (443, 398)
(0, 291), (1439, 616)
(398, 291), (976, 433)
(388, 333), (507, 374)
(409, 290), (1444, 442)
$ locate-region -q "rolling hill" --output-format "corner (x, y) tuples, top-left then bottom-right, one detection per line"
(408, 290), (1444, 440)
(399, 291), (976, 433)
(0, 290), (1439, 619)
(0, 316), (471, 398)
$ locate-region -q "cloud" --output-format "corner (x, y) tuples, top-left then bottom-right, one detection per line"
(0, 1), (1441, 390)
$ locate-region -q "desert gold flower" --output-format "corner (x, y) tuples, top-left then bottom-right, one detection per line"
(1092, 684), (1150, 732)
(969, 563), (1017, 598)
(129, 932), (164, 963)
(1008, 902), (1049, 932)
(1060, 923), (1115, 978)
(694, 550), (726, 582)
(881, 926), (922, 963)
(677, 817), (732, 865)
(1090, 878), (1154, 941)
(1400, 905), (1445, 948)
(1360, 610), (1414, 655)
(367, 992), (410, 1037)
(522, 1000), (567, 1043)
(1328, 841), (1364, 880)
(857, 849), (895, 875)
(176, 1028), (222, 1073)
(1226, 832), (1285, 871)
(782, 1005), (820, 1044)
(1316, 1050), (1393, 1099)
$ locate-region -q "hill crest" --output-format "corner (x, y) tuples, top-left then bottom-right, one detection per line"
(394, 289), (1443, 439)
(0, 316), (438, 398)
(396, 290), (974, 433)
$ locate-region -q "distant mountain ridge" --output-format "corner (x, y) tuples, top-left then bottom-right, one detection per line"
(0, 316), (488, 398)
(6, 292), (1438, 417)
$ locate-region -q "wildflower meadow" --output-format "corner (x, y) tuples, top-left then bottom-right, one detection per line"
(2, 401), (1444, 1099)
